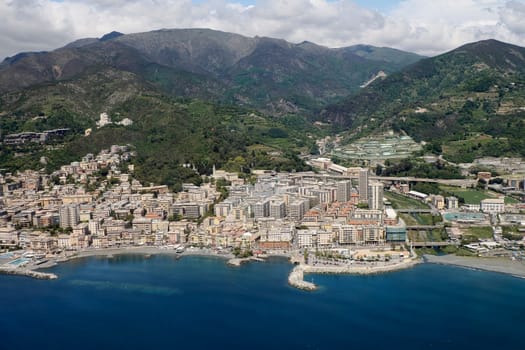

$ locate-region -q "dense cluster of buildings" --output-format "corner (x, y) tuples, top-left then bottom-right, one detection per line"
(1, 147), (409, 255)
(0, 146), (215, 253)
(205, 170), (405, 250)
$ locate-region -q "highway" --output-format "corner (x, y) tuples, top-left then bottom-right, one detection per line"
(290, 172), (476, 187)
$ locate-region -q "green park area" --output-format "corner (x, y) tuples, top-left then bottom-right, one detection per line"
(408, 228), (447, 242)
(416, 245), (476, 257)
(502, 226), (525, 241)
(384, 191), (429, 209)
(439, 186), (518, 205)
(461, 226), (494, 244)
(440, 186), (491, 204)
(400, 213), (441, 226)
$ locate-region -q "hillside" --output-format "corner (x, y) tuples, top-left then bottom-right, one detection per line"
(0, 66), (315, 190)
(0, 28), (426, 186)
(337, 44), (423, 70)
(322, 39), (525, 163)
(0, 28), (421, 114)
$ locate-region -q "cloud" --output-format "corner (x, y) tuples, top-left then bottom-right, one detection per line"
(499, 0), (525, 34)
(1, 0), (525, 60)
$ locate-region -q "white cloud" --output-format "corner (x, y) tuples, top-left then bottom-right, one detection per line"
(1, 0), (525, 60)
(499, 0), (525, 34)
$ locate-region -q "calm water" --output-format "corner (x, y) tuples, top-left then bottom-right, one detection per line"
(1, 255), (524, 350)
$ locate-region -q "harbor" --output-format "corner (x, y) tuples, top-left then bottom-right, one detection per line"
(287, 256), (420, 291)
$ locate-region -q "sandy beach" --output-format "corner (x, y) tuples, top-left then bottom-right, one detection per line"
(424, 254), (525, 278)
(5, 246), (525, 284)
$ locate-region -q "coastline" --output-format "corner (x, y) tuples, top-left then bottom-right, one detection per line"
(423, 254), (525, 278)
(70, 246), (234, 261)
(1, 247), (234, 279)
(3, 247), (525, 285)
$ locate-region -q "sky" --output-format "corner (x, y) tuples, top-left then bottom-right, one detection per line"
(1, 0), (525, 60)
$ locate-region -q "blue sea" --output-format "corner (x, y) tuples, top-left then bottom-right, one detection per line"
(1, 255), (524, 350)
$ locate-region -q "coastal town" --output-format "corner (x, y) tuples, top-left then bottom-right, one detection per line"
(1, 145), (525, 289)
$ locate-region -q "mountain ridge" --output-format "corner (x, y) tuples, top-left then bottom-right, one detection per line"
(0, 28), (422, 113)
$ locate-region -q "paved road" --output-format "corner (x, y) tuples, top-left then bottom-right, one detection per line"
(290, 172), (476, 187)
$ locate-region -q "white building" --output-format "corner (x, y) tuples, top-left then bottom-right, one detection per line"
(446, 196), (459, 209)
(288, 199), (309, 220)
(336, 180), (352, 202)
(214, 203), (231, 217)
(270, 200), (286, 219)
(117, 118), (133, 126)
(359, 168), (369, 202)
(368, 181), (384, 210)
(59, 204), (79, 229)
(96, 112), (112, 128)
(480, 198), (505, 213)
(254, 199), (270, 219)
(296, 230), (317, 248)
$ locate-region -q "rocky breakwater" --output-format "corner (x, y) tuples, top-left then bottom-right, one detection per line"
(227, 256), (265, 267)
(288, 265), (317, 291)
(288, 258), (420, 291)
(302, 258), (419, 276)
(0, 267), (58, 280)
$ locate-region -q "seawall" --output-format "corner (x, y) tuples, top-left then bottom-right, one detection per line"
(0, 267), (57, 280)
(288, 265), (317, 291)
(288, 258), (420, 291)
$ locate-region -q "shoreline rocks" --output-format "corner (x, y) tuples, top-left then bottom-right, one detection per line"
(0, 267), (57, 280)
(287, 258), (420, 291)
(288, 265), (317, 291)
(227, 256), (265, 267)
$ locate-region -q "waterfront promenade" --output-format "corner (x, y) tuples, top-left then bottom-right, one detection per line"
(3, 246), (525, 286)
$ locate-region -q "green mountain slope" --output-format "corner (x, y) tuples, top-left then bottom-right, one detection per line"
(338, 44), (423, 70)
(0, 28), (424, 186)
(322, 39), (525, 162)
(0, 67), (313, 189)
(0, 28), (421, 114)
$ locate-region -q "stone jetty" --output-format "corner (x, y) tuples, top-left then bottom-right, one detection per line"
(227, 256), (265, 267)
(288, 265), (317, 291)
(0, 267), (57, 280)
(288, 258), (419, 291)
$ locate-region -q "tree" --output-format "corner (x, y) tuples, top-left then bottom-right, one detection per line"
(309, 144), (320, 155)
(168, 214), (182, 222)
(477, 178), (487, 190)
(233, 247), (241, 257)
